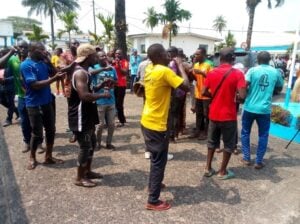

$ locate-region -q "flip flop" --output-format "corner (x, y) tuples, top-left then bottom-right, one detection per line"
(43, 157), (64, 165)
(74, 178), (96, 187)
(27, 161), (38, 170)
(217, 170), (235, 180)
(204, 168), (215, 177)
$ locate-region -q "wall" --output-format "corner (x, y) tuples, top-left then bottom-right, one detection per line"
(129, 34), (216, 58)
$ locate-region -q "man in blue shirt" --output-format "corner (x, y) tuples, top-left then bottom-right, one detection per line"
(129, 49), (141, 92)
(21, 42), (65, 170)
(241, 51), (284, 169)
(90, 50), (118, 150)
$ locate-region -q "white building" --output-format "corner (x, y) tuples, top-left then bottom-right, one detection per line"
(0, 21), (14, 47)
(127, 32), (222, 57)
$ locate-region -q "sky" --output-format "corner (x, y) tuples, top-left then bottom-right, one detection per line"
(1, 0), (300, 46)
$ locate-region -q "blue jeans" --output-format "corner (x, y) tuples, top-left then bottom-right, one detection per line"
(241, 110), (270, 164)
(17, 97), (32, 144)
(130, 75), (136, 92)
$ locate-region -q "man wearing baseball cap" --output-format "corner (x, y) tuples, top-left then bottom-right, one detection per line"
(68, 44), (111, 187)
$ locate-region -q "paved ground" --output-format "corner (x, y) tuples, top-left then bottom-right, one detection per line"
(0, 92), (299, 224)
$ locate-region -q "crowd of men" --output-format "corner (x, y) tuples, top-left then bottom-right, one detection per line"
(0, 38), (294, 211)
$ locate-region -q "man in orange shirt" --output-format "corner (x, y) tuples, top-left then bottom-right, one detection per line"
(190, 47), (213, 140)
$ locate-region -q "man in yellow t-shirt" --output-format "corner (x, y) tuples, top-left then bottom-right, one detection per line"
(51, 48), (65, 95)
(190, 47), (213, 140)
(141, 44), (189, 211)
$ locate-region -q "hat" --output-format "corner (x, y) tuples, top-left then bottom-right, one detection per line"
(75, 44), (96, 63)
(220, 47), (235, 60)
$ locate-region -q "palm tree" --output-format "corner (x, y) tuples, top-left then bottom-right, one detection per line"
(246, 0), (284, 50)
(213, 15), (227, 36)
(143, 7), (159, 31)
(57, 11), (79, 47)
(144, 0), (191, 47)
(88, 31), (103, 46)
(21, 0), (80, 50)
(25, 24), (49, 42)
(97, 13), (114, 41)
(115, 0), (127, 56)
(224, 31), (236, 48)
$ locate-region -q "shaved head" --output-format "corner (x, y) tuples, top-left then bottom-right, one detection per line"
(147, 44), (169, 65)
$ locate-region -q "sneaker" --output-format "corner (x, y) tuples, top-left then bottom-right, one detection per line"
(145, 200), (171, 211)
(167, 153), (174, 161)
(145, 151), (151, 159)
(3, 120), (12, 127)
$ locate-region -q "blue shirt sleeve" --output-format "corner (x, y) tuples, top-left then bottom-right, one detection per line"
(21, 61), (37, 85)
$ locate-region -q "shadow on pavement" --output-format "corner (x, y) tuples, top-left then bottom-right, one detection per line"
(0, 128), (29, 224)
(99, 169), (148, 191)
(169, 178), (241, 206)
(172, 149), (207, 162)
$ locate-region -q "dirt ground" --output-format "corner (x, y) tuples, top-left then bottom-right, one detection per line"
(0, 93), (299, 224)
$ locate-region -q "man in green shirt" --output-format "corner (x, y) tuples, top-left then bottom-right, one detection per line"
(8, 41), (32, 152)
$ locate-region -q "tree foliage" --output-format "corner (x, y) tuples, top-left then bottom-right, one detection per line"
(57, 11), (79, 47)
(22, 0), (80, 49)
(213, 15), (227, 35)
(25, 24), (49, 42)
(144, 0), (191, 47)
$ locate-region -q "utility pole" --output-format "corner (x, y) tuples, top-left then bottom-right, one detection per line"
(92, 0), (96, 34)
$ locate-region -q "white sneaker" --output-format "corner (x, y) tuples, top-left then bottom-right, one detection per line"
(145, 152), (151, 159)
(167, 153), (174, 161)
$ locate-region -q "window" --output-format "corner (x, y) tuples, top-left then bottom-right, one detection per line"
(140, 44), (146, 53)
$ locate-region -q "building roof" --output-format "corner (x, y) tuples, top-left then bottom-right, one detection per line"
(127, 32), (222, 42)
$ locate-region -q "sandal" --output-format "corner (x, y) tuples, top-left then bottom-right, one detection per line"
(217, 170), (235, 180)
(203, 168), (215, 177)
(43, 157), (64, 165)
(27, 160), (38, 170)
(215, 148), (223, 153)
(233, 148), (240, 155)
(254, 163), (265, 170)
(85, 171), (103, 179)
(74, 178), (96, 187)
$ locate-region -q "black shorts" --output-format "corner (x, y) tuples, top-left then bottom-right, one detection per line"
(141, 125), (169, 153)
(207, 120), (237, 153)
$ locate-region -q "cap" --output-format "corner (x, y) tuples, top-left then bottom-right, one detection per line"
(220, 47), (235, 58)
(75, 44), (96, 63)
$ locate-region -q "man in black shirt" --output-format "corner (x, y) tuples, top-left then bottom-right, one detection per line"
(69, 44), (110, 187)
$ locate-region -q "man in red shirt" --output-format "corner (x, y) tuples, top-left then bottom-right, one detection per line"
(113, 49), (129, 127)
(202, 48), (246, 179)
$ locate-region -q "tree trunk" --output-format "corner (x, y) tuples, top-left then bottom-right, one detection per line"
(169, 29), (172, 47)
(115, 0), (127, 57)
(50, 9), (55, 50)
(246, 6), (256, 51)
(68, 31), (71, 48)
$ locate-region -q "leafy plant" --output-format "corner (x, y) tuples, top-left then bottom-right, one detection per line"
(143, 0), (191, 47)
(271, 105), (292, 127)
(25, 24), (49, 42)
